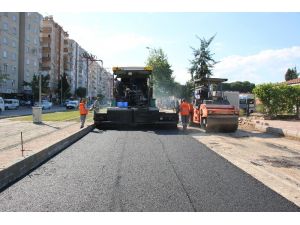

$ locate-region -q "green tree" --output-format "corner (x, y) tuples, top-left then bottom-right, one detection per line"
(285, 67), (299, 81)
(189, 34), (218, 82)
(223, 81), (255, 93)
(23, 74), (50, 101)
(0, 73), (9, 85)
(57, 73), (71, 102)
(253, 83), (300, 118)
(146, 48), (174, 97)
(75, 87), (87, 99)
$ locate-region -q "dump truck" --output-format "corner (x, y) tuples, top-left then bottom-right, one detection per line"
(191, 78), (239, 132)
(94, 66), (178, 129)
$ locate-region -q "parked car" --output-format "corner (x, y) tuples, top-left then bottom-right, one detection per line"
(4, 99), (19, 110)
(64, 99), (71, 106)
(35, 100), (53, 110)
(0, 97), (5, 113)
(41, 100), (53, 110)
(66, 100), (79, 109)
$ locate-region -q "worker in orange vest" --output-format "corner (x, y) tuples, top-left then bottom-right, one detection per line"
(79, 98), (89, 129)
(188, 101), (194, 126)
(180, 99), (191, 131)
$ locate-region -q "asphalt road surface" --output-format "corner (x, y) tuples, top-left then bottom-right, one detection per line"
(0, 128), (299, 211)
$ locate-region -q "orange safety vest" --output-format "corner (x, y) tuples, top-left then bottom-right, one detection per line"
(180, 102), (190, 116)
(79, 102), (88, 115)
(189, 103), (193, 113)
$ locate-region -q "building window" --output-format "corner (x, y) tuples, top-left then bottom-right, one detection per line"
(26, 46), (29, 53)
(34, 61), (37, 66)
(34, 38), (37, 45)
(12, 53), (16, 61)
(3, 22), (8, 31)
(12, 15), (17, 22)
(12, 53), (17, 61)
(3, 37), (8, 45)
(26, 59), (30, 65)
(27, 23), (31, 31)
(12, 27), (17, 35)
(12, 40), (16, 48)
(3, 64), (8, 73)
(3, 51), (7, 58)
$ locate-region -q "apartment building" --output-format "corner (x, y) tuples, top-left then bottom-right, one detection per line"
(19, 12), (43, 97)
(0, 12), (19, 96)
(68, 39), (88, 96)
(0, 12), (42, 99)
(40, 16), (69, 100)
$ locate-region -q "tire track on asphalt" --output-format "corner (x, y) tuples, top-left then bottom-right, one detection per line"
(109, 131), (127, 212)
(157, 135), (197, 212)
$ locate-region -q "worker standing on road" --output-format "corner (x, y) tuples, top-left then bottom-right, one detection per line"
(180, 99), (191, 131)
(90, 97), (100, 113)
(188, 101), (194, 126)
(79, 98), (89, 129)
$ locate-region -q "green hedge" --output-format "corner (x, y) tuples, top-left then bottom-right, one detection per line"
(253, 83), (300, 118)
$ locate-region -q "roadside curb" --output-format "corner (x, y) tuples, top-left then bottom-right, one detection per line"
(240, 118), (300, 140)
(254, 122), (300, 140)
(0, 124), (94, 191)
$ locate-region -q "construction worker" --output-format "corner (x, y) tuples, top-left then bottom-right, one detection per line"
(188, 101), (194, 126)
(90, 97), (100, 113)
(79, 98), (89, 129)
(180, 99), (191, 131)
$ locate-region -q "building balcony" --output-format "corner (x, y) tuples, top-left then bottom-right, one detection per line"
(41, 66), (51, 71)
(42, 27), (52, 33)
(42, 47), (51, 53)
(42, 56), (51, 62)
(41, 37), (51, 43)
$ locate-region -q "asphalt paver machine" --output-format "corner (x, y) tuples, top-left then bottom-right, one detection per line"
(94, 66), (178, 129)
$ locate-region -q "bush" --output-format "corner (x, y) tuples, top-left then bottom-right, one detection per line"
(253, 83), (300, 118)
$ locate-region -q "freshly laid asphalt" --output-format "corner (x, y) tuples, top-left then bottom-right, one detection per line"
(0, 129), (298, 211)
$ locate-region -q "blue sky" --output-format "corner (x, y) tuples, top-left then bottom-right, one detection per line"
(44, 12), (300, 85)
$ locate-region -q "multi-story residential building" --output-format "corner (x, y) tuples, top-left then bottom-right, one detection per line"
(18, 12), (43, 97)
(89, 61), (100, 98)
(99, 68), (113, 103)
(0, 12), (42, 99)
(0, 12), (20, 96)
(40, 15), (69, 102)
(68, 39), (88, 97)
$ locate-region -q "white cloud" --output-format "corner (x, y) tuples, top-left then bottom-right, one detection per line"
(214, 46), (300, 84)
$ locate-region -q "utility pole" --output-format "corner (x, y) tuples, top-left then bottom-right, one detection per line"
(60, 75), (63, 105)
(39, 73), (41, 106)
(80, 52), (103, 99)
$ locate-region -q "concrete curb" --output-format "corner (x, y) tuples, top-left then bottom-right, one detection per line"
(0, 124), (94, 191)
(253, 121), (300, 140)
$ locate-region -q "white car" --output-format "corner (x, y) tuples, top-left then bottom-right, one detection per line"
(4, 99), (19, 110)
(38, 100), (52, 110)
(0, 97), (5, 113)
(66, 100), (79, 109)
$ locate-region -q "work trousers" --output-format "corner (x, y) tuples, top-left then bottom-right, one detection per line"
(80, 114), (87, 128)
(181, 115), (189, 130)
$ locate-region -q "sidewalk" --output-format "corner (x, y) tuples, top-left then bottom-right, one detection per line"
(239, 117), (300, 140)
(0, 117), (94, 190)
